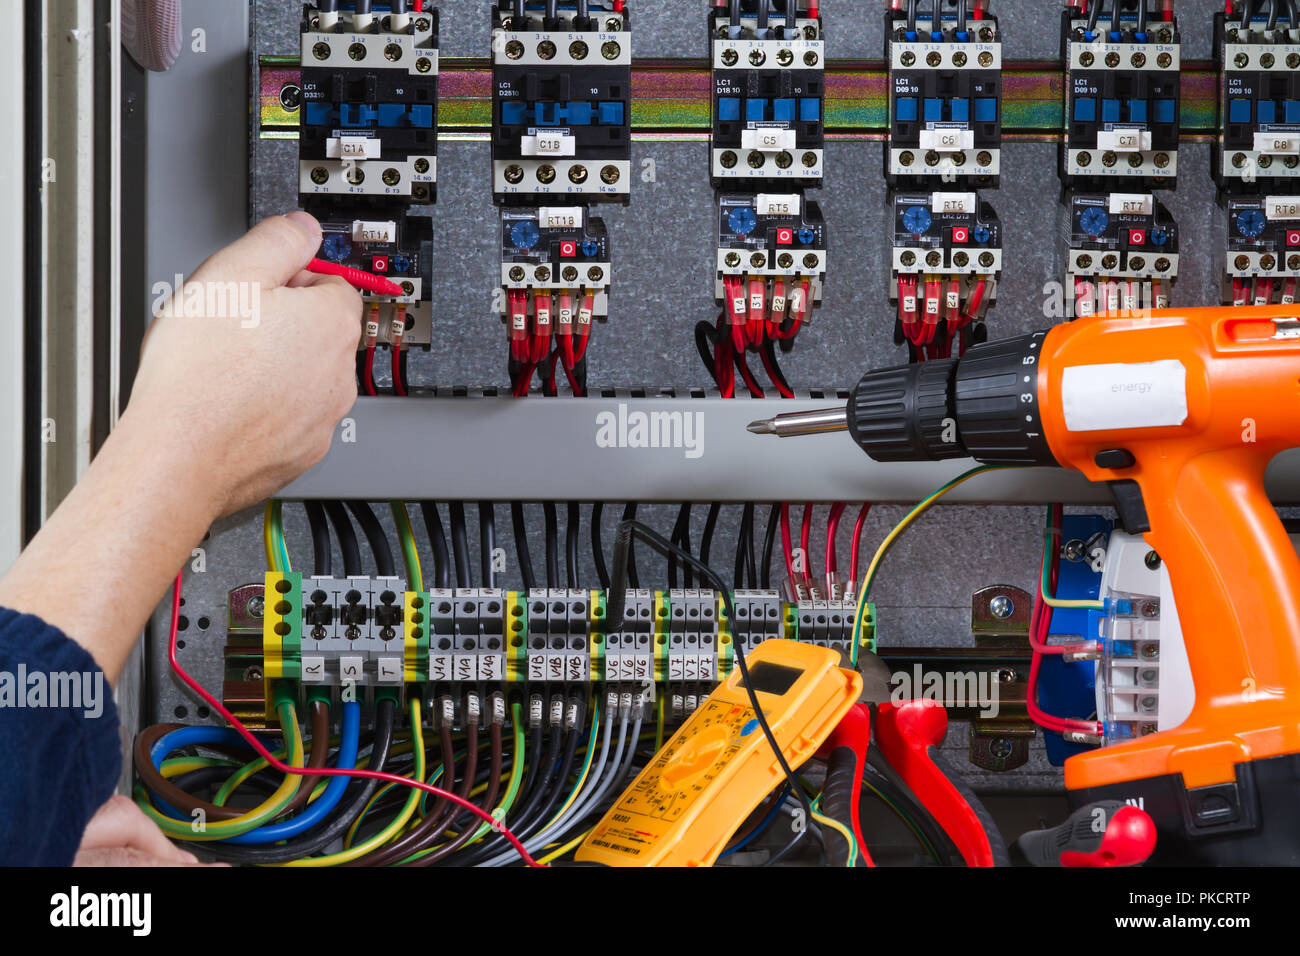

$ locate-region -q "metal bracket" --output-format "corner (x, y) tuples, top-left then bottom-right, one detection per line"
(968, 585), (1034, 772)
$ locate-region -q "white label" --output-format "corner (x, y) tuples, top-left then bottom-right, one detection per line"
(511, 310), (527, 331)
(931, 192), (977, 214)
(925, 297), (940, 316)
(557, 307), (573, 326)
(756, 193), (801, 216)
(1254, 132), (1300, 156)
(301, 656), (326, 683)
(1266, 196), (1300, 221)
(1097, 129), (1152, 152)
(1061, 361), (1189, 433)
(538, 206), (583, 229)
(479, 654), (505, 681)
(732, 296), (747, 314)
(750, 293), (765, 311)
(339, 656), (364, 681)
(945, 291), (960, 310)
(377, 658), (403, 684)
(430, 654), (453, 681)
(741, 127), (796, 151)
(521, 133), (576, 156)
(772, 295), (787, 314)
(327, 136), (381, 159)
(578, 306), (593, 326)
(352, 220), (397, 244)
(919, 128), (975, 151)
(1109, 193), (1155, 216)
(902, 295), (917, 312)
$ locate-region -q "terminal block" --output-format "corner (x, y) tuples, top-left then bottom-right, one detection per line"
(889, 191), (999, 361)
(500, 206), (610, 363)
(884, 0), (1002, 189)
(491, 1), (632, 204)
(1063, 192), (1179, 318)
(1060, 3), (1180, 189)
(715, 192), (825, 343)
(709, 1), (824, 188)
(1221, 195), (1300, 305)
(298, 3), (439, 204)
(1214, 4), (1300, 195)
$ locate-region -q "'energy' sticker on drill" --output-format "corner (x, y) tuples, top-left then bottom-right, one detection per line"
(1061, 360), (1188, 433)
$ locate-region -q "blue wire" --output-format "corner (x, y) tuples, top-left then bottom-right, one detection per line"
(718, 786), (791, 859)
(148, 701), (360, 845)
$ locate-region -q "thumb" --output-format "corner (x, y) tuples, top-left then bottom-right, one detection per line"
(192, 211), (322, 289)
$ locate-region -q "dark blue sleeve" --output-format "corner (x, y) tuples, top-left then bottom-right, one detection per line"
(0, 607), (121, 865)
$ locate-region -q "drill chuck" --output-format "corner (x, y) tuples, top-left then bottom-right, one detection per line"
(848, 331), (1058, 467)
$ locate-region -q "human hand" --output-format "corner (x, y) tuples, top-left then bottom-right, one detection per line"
(73, 795), (226, 867)
(123, 211), (361, 521)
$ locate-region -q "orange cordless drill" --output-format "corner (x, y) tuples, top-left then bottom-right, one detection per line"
(749, 306), (1300, 864)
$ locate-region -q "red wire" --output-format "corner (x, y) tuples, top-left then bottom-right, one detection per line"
(848, 503), (871, 585)
(825, 502), (846, 576)
(780, 503), (795, 582)
(734, 349), (766, 398)
(164, 574), (542, 866)
(759, 346), (795, 399)
(363, 346), (377, 397)
(800, 503), (814, 582)
(307, 258), (404, 298)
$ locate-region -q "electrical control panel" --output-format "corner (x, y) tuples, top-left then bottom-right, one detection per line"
(715, 192), (826, 302)
(1214, 7), (1300, 193)
(709, 2), (824, 188)
(1060, 7), (1181, 188)
(885, 2), (1002, 187)
(491, 1), (632, 203)
(1221, 195), (1300, 303)
(1063, 192), (1178, 316)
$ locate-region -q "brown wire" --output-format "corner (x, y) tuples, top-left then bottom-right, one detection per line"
(407, 717), (504, 867)
(133, 701), (330, 821)
(346, 716), (463, 867)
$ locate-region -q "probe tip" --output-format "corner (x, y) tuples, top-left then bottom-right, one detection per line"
(747, 419), (776, 435)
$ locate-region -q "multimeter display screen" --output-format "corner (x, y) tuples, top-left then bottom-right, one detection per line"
(746, 662), (804, 697)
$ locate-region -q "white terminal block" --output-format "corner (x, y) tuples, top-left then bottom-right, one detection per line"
(521, 132), (577, 157)
(1256, 132), (1300, 156)
(352, 220), (397, 244)
(1266, 195), (1300, 220)
(741, 127), (797, 152)
(326, 136), (381, 159)
(930, 191), (977, 214)
(1096, 128), (1152, 153)
(919, 128), (975, 152)
(538, 206), (584, 229)
(1109, 193), (1154, 215)
(755, 193), (801, 216)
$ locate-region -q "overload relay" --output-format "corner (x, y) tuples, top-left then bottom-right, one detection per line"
(884, 1), (1002, 188)
(709, 1), (825, 188)
(1060, 5), (1181, 189)
(889, 190), (999, 361)
(1063, 191), (1179, 316)
(298, 4), (439, 204)
(1214, 6), (1300, 194)
(1221, 195), (1300, 304)
(715, 192), (826, 303)
(318, 216), (433, 344)
(490, 1), (632, 203)
(500, 205), (611, 318)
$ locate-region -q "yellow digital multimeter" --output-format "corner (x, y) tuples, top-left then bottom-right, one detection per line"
(575, 639), (862, 867)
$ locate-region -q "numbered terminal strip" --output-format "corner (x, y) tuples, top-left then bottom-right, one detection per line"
(884, 0), (1002, 188)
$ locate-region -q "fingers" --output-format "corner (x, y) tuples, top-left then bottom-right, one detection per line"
(192, 212), (323, 290)
(282, 278), (364, 349)
(77, 794), (199, 864)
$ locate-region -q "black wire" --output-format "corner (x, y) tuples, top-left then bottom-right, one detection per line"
(345, 501), (396, 577)
(695, 319), (722, 386)
(621, 503), (639, 587)
(730, 0), (742, 28)
(1268, 0), (1280, 29)
(761, 340), (793, 396)
(669, 504), (692, 588)
(511, 502), (537, 591)
(757, 0), (769, 32)
(605, 521), (824, 864)
(543, 503), (560, 589)
(449, 502), (471, 587)
(761, 502), (780, 589)
(907, 0), (918, 31)
(479, 502), (496, 589)
(304, 501), (332, 578)
(1242, 0), (1257, 29)
(355, 0), (371, 14)
(700, 502), (721, 567)
(1087, 0), (1103, 32)
(419, 502), (451, 589)
(958, 0), (968, 29)
(202, 697), (396, 865)
(1112, 0), (1123, 33)
(786, 0), (798, 32)
(740, 503), (757, 588)
(591, 503), (611, 590)
(735, 506), (750, 591)
(324, 501), (362, 576)
(565, 502), (580, 589)
(1137, 0), (1149, 32)
(932, 0), (941, 33)
(513, 0), (525, 24)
